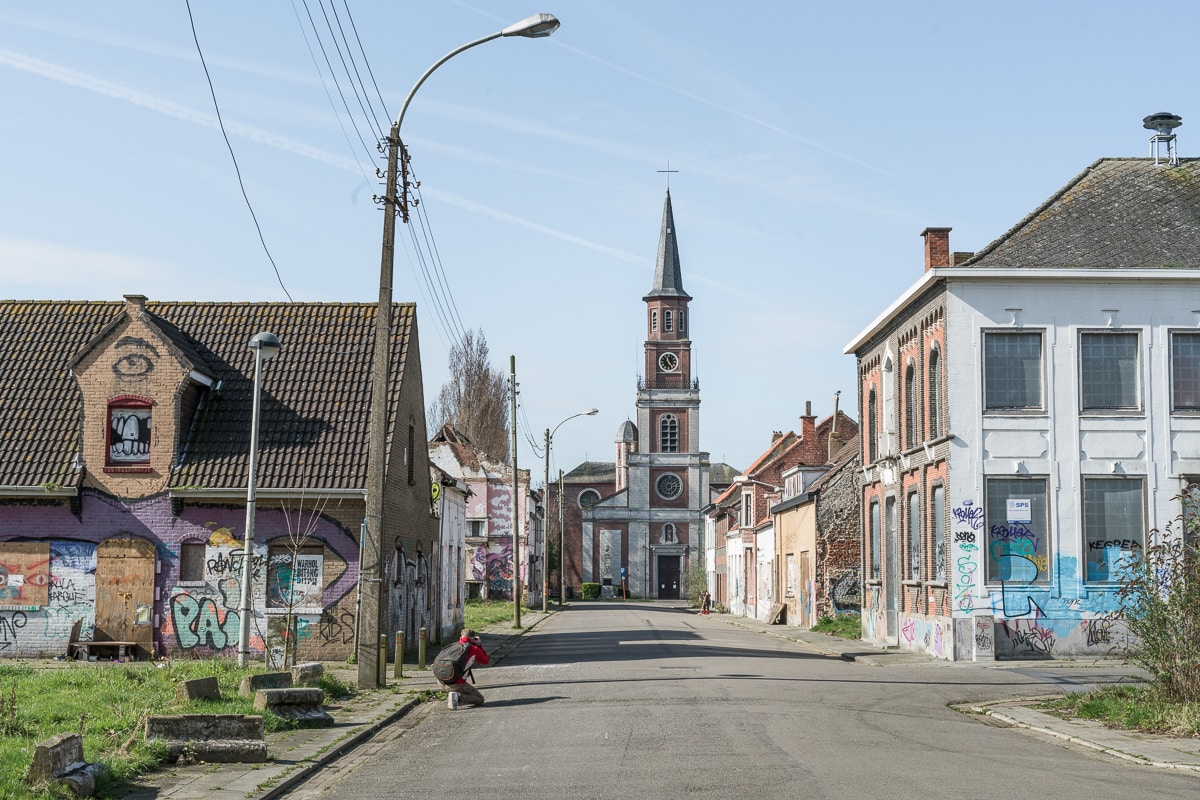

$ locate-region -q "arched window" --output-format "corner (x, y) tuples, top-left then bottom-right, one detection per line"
(662, 523), (676, 543)
(928, 347), (942, 440)
(651, 311), (658, 332)
(679, 310), (686, 333)
(904, 362), (917, 450)
(867, 388), (878, 462)
(660, 413), (679, 452)
(882, 356), (895, 453)
(665, 310), (673, 332)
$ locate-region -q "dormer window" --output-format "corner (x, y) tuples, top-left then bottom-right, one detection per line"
(106, 395), (152, 472)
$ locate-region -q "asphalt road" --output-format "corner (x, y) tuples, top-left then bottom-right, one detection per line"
(295, 602), (1200, 799)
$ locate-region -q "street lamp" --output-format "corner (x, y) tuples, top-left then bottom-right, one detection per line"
(544, 408), (598, 611)
(238, 331), (281, 668)
(360, 13), (561, 688)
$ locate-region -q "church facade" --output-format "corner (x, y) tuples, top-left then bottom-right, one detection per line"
(555, 191), (724, 600)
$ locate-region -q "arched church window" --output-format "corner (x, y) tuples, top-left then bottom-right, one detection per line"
(651, 311), (657, 332)
(660, 413), (679, 452)
(679, 310), (686, 333)
(665, 310), (673, 332)
(578, 489), (601, 509)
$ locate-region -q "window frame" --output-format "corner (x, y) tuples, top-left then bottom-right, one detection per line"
(659, 413), (679, 453)
(655, 473), (683, 501)
(982, 329), (1045, 413)
(867, 388), (878, 462)
(907, 490), (921, 580)
(930, 485), (946, 583)
(869, 500), (881, 581)
(1171, 331), (1200, 413)
(1079, 329), (1141, 413)
(903, 361), (917, 450)
(106, 394), (153, 471)
(928, 346), (942, 439)
(651, 310), (657, 333)
(178, 541), (207, 585)
(1083, 476), (1146, 584)
(984, 476), (1051, 585)
(664, 310), (673, 332)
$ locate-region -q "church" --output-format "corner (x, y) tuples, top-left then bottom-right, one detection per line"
(552, 190), (737, 600)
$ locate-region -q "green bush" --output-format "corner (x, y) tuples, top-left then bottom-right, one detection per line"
(1107, 492), (1200, 702)
(581, 582), (601, 599)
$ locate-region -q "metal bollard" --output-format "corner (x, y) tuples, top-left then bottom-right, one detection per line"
(378, 634), (387, 688)
(418, 627), (427, 670)
(394, 630), (404, 678)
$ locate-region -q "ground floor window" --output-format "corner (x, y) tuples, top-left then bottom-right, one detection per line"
(985, 477), (1049, 584)
(1083, 477), (1145, 582)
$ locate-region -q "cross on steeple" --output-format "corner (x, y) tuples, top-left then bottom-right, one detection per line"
(657, 161), (678, 190)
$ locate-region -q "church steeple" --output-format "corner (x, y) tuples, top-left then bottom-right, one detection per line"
(645, 190), (692, 301)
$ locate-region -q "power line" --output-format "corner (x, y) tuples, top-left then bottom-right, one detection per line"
(339, 0), (391, 121)
(314, 0), (385, 142)
(184, 0), (293, 302)
(297, 0), (377, 163)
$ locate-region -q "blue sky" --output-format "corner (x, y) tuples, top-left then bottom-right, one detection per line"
(0, 1), (1187, 478)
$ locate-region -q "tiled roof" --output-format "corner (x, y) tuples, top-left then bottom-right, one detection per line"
(967, 158), (1200, 269)
(0, 300), (416, 491)
(708, 462), (741, 486)
(563, 461), (617, 483)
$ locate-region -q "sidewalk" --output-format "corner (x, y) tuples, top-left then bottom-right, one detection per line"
(118, 612), (551, 800)
(703, 609), (1200, 773)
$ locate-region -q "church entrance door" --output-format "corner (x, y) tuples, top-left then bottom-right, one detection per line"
(657, 557), (680, 599)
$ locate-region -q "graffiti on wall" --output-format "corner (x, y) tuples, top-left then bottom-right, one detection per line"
(952, 501), (983, 614)
(167, 542), (266, 653)
(0, 543), (51, 607)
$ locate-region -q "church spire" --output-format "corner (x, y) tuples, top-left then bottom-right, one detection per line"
(645, 190), (691, 300)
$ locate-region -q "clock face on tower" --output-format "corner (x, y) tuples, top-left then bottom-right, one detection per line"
(658, 352), (678, 372)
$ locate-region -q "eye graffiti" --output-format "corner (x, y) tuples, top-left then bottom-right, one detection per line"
(658, 352), (678, 372)
(112, 336), (160, 379)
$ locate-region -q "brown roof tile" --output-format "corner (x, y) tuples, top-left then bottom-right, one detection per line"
(0, 299), (416, 491)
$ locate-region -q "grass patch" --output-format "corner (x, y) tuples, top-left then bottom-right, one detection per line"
(463, 599), (517, 631)
(0, 659), (356, 799)
(1041, 684), (1200, 737)
(812, 613), (862, 639)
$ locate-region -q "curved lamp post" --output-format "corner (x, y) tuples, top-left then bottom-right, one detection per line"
(238, 331), (281, 668)
(360, 13), (561, 688)
(544, 408), (598, 611)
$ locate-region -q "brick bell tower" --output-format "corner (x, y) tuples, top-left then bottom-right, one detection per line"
(630, 189), (707, 598)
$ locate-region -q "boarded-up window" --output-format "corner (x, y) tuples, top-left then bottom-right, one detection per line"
(179, 542), (205, 583)
(0, 542), (51, 608)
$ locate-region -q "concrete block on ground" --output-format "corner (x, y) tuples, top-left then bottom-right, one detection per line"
(26, 732), (108, 797)
(176, 676), (221, 703)
(145, 715), (267, 763)
(291, 662), (324, 687)
(238, 671), (292, 697)
(254, 687), (333, 725)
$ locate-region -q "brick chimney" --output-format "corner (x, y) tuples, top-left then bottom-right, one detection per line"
(921, 227), (951, 272)
(123, 294), (148, 318)
(800, 400), (816, 443)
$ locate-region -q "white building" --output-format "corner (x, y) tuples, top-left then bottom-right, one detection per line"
(847, 134), (1200, 659)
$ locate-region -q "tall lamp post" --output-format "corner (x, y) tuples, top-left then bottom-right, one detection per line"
(544, 408), (598, 612)
(238, 331), (281, 668)
(359, 13), (561, 688)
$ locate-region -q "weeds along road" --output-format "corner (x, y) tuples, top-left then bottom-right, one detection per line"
(291, 602), (1199, 800)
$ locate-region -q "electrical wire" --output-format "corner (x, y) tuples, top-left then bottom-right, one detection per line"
(183, 0), (293, 302)
(288, 0), (374, 186)
(297, 0), (377, 163)
(339, 0), (391, 121)
(315, 0), (385, 142)
(325, 0), (388, 134)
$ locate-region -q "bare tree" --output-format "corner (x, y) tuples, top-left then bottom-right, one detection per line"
(427, 329), (510, 463)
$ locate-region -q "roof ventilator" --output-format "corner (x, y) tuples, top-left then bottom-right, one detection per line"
(1144, 112), (1182, 166)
